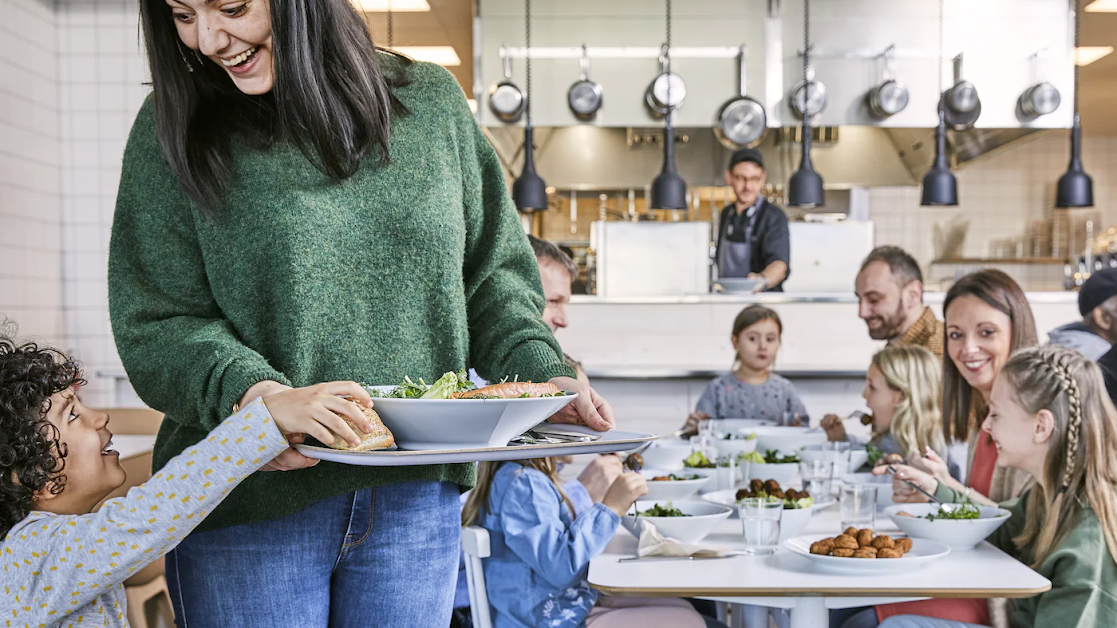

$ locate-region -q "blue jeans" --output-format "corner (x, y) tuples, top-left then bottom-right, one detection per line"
(877, 617), (986, 628)
(166, 481), (460, 627)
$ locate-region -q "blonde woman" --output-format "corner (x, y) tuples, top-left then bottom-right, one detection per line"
(876, 345), (1117, 628)
(822, 346), (960, 478)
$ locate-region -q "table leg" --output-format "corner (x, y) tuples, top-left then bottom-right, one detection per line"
(789, 597), (828, 628)
(741, 603), (769, 628)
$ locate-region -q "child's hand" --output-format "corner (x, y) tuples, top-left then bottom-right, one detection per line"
(819, 414), (847, 441)
(263, 381), (375, 450)
(682, 411), (709, 436)
(602, 472), (648, 517)
(578, 455), (624, 503)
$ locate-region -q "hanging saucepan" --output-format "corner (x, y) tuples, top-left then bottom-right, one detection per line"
(715, 44), (767, 148)
(1019, 82), (1061, 118)
(941, 54), (980, 131)
(567, 45), (603, 121)
(489, 46), (526, 124)
(866, 47), (909, 120)
(645, 44), (686, 119)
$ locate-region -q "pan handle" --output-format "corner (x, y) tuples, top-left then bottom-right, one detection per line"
(500, 44), (513, 81)
(579, 44), (590, 81)
(738, 44), (748, 98)
(882, 44), (896, 82)
(952, 52), (964, 84)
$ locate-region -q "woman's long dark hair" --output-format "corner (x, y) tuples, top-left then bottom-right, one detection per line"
(941, 270), (1038, 443)
(139, 0), (411, 211)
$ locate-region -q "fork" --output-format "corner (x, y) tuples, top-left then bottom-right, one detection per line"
(885, 465), (952, 511)
(807, 410), (870, 433)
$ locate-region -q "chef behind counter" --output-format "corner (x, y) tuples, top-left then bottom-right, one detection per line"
(715, 148), (791, 292)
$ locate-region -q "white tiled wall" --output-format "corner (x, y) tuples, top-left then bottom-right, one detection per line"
(57, 0), (150, 407)
(0, 0), (64, 345)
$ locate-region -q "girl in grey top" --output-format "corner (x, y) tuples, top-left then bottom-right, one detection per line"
(691, 306), (808, 424)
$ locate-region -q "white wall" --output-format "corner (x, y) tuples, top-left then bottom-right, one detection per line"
(57, 0), (150, 407)
(0, 0), (64, 345)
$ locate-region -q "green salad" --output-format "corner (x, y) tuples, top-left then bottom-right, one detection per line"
(637, 502), (689, 517)
(739, 449), (801, 464)
(683, 451), (716, 468)
(367, 371), (476, 399)
(722, 432), (758, 441)
(866, 443), (884, 466)
(651, 473), (703, 482)
(926, 503), (981, 521)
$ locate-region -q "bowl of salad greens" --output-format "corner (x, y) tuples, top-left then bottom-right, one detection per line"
(713, 431), (758, 459)
(362, 371), (576, 450)
(640, 469), (712, 502)
(739, 449), (802, 485)
(642, 441), (694, 471)
(884, 503), (1012, 550)
(751, 426), (827, 454)
(621, 500), (733, 544)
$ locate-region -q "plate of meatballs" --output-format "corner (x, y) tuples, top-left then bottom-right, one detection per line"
(784, 527), (951, 574)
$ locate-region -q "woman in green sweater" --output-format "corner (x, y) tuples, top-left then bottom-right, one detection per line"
(876, 345), (1117, 628)
(108, 0), (613, 625)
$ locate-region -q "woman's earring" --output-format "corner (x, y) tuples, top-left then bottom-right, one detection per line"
(178, 43), (195, 73)
(192, 49), (205, 66)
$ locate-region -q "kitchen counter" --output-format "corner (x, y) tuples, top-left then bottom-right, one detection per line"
(571, 291), (1079, 305)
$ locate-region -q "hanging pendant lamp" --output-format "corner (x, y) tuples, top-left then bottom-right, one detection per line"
(512, 0), (548, 212)
(788, 0), (824, 208)
(921, 109), (959, 206)
(649, 0), (687, 210)
(1056, 0), (1093, 208)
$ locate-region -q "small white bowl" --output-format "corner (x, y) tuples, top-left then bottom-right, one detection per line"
(777, 505), (814, 542)
(641, 441), (693, 470)
(884, 503), (1012, 550)
(744, 461), (800, 485)
(622, 501), (733, 544)
(640, 469), (711, 502)
(713, 435), (759, 459)
(799, 445), (870, 473)
(751, 426), (828, 454)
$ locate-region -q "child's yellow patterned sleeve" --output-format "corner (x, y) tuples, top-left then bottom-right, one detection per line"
(2, 398), (288, 623)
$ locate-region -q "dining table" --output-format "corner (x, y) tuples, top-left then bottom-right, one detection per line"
(588, 501), (1051, 628)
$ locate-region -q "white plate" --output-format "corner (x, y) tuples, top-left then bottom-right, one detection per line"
(640, 469), (712, 502)
(621, 501), (733, 544)
(363, 386), (577, 450)
(884, 504), (1012, 550)
(784, 533), (951, 575)
(751, 426), (828, 454)
(294, 426), (655, 466)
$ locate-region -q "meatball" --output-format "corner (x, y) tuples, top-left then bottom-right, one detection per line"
(736, 488), (753, 500)
(857, 529), (874, 547)
(784, 489), (800, 501)
(853, 548), (878, 559)
(750, 479), (765, 492)
(878, 548), (904, 558)
(771, 489), (786, 499)
(810, 541), (831, 555)
(872, 535), (895, 550)
(832, 548), (856, 558)
(895, 538), (913, 554)
(763, 479), (781, 493)
(843, 527), (858, 537)
(834, 534), (859, 550)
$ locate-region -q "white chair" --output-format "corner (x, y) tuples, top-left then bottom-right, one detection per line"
(462, 525), (493, 628)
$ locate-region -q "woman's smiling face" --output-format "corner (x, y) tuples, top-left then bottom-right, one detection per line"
(167, 0), (275, 95)
(945, 295), (1014, 398)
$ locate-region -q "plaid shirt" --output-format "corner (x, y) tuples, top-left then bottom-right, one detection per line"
(889, 306), (945, 360)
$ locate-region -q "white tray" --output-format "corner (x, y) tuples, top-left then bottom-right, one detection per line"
(294, 425), (657, 466)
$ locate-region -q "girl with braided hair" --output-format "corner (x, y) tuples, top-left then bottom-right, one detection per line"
(872, 345), (1117, 628)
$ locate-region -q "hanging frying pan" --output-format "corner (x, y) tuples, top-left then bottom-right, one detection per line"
(645, 44), (686, 119)
(567, 45), (603, 121)
(489, 47), (526, 124)
(789, 80), (828, 119)
(941, 54), (980, 131)
(866, 47), (909, 120)
(715, 45), (767, 148)
(1019, 82), (1061, 118)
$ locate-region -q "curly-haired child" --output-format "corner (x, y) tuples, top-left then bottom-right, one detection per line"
(0, 336), (377, 626)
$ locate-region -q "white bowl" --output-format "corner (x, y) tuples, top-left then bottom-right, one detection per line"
(365, 386), (576, 450)
(621, 501), (733, 544)
(708, 419), (777, 433)
(713, 435), (759, 459)
(751, 426), (828, 454)
(799, 445), (871, 473)
(641, 441), (693, 470)
(744, 461), (800, 485)
(640, 469), (711, 502)
(777, 505), (814, 542)
(840, 473), (895, 508)
(884, 503), (1012, 550)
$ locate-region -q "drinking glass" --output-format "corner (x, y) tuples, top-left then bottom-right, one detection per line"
(799, 460), (834, 497)
(840, 484), (878, 530)
(739, 497), (783, 555)
(689, 435), (716, 459)
(823, 441), (853, 476)
(714, 455), (739, 492)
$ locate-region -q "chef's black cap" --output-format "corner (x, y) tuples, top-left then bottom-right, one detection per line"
(728, 147), (765, 172)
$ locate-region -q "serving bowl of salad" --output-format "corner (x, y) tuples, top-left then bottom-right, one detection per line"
(640, 469), (712, 502)
(713, 431), (759, 459)
(884, 503), (1012, 550)
(799, 444), (870, 473)
(621, 501), (734, 544)
(740, 450), (802, 485)
(750, 426), (827, 454)
(704, 479), (819, 541)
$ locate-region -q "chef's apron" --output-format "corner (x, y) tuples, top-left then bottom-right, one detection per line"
(717, 206), (757, 278)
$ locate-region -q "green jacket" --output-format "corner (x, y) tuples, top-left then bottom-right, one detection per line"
(108, 57), (574, 532)
(936, 483), (1117, 627)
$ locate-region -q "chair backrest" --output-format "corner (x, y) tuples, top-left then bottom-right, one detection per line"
(461, 526), (493, 628)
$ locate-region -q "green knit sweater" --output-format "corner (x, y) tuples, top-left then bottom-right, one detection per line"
(108, 58), (574, 532)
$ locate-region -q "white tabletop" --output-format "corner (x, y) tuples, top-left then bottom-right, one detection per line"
(112, 435), (157, 460)
(589, 507), (1050, 600)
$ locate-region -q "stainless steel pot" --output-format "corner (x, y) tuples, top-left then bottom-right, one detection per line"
(866, 48), (909, 119)
(789, 79), (827, 119)
(1019, 82), (1061, 118)
(489, 48), (526, 124)
(567, 45), (603, 121)
(714, 44), (766, 148)
(942, 54), (981, 131)
(645, 45), (686, 119)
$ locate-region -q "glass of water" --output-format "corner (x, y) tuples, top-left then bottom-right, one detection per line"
(799, 460), (834, 497)
(840, 484), (878, 530)
(823, 441), (853, 476)
(739, 497), (783, 555)
(715, 455), (739, 492)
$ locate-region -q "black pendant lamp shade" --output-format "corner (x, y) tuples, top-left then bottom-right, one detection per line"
(1056, 117), (1094, 208)
(650, 118), (687, 210)
(513, 125), (548, 211)
(920, 109), (958, 206)
(788, 125), (825, 208)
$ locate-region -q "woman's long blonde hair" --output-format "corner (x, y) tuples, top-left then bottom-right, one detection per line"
(1000, 345), (1117, 568)
(872, 345), (945, 458)
(462, 457), (574, 527)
